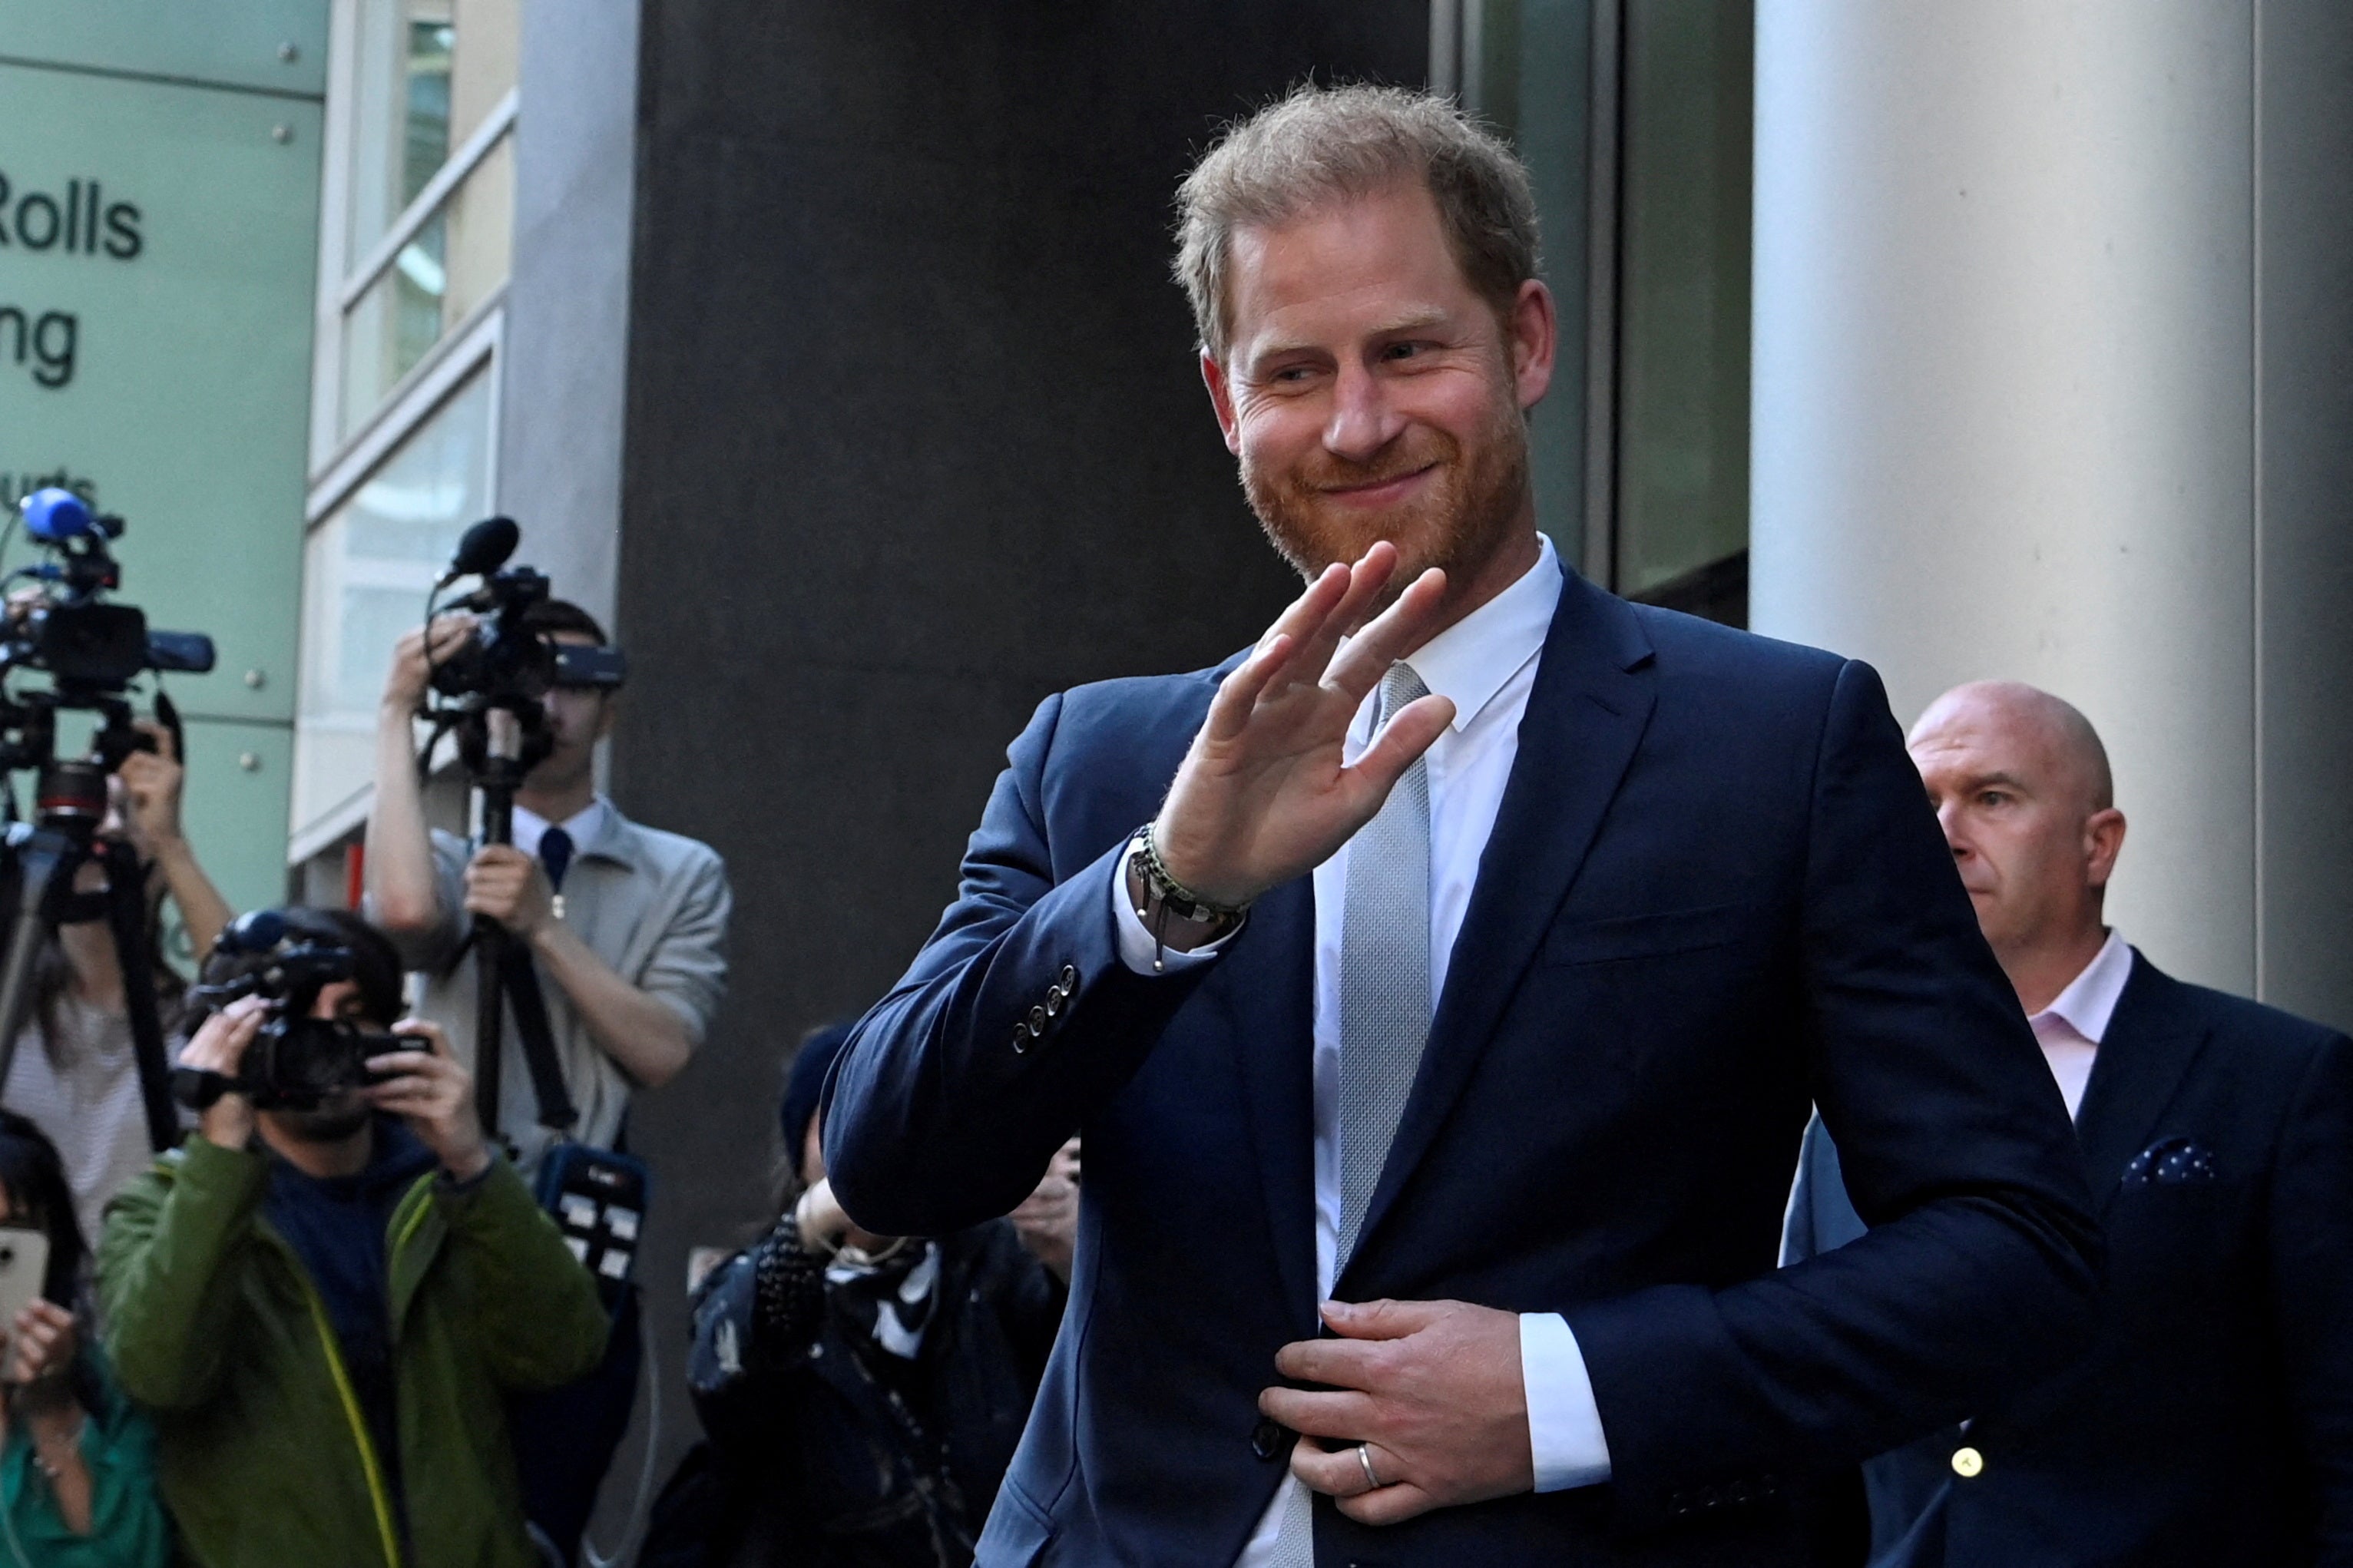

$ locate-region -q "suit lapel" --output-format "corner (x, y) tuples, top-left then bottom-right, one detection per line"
(2072, 954), (2213, 1215)
(1213, 875), (1319, 1321)
(1341, 574), (1657, 1280)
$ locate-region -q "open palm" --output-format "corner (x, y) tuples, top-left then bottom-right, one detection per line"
(1153, 543), (1455, 909)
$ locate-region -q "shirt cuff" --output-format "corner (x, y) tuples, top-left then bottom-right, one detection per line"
(1109, 836), (1235, 975)
(1521, 1312), (1612, 1491)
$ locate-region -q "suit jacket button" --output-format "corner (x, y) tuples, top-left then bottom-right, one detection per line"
(1250, 1417), (1285, 1461)
(1951, 1446), (1984, 1479)
(1061, 964), (1080, 987)
(1028, 1004), (1049, 1032)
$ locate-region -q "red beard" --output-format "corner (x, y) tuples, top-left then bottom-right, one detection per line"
(1242, 396), (1531, 607)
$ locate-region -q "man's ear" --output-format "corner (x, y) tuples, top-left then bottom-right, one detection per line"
(1200, 349), (1243, 457)
(594, 693), (621, 743)
(1508, 278), (1558, 413)
(2083, 808), (2127, 890)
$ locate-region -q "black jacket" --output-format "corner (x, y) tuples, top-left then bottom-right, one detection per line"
(1789, 951), (2353, 1566)
(651, 1217), (1064, 1568)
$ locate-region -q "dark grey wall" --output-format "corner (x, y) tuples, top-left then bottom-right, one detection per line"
(602, 0), (1428, 1524)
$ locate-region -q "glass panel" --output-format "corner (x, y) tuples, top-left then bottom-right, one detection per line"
(294, 370), (494, 835)
(1613, 0), (1753, 617)
(338, 133), (512, 436)
(402, 13), (454, 210)
(1472, 0), (1752, 623)
(345, 0), (520, 263)
(1469, 0), (1595, 567)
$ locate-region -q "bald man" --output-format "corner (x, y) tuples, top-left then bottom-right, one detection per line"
(1785, 680), (2353, 1567)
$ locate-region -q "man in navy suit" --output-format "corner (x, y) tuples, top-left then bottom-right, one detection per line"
(826, 85), (2100, 1566)
(1785, 681), (2353, 1566)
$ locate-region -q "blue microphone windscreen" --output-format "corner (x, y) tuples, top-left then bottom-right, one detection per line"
(223, 908), (289, 954)
(22, 488), (94, 543)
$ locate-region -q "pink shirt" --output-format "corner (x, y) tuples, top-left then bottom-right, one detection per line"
(2028, 930), (2134, 1120)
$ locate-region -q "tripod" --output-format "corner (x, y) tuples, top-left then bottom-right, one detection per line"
(421, 691), (577, 1146)
(0, 739), (180, 1153)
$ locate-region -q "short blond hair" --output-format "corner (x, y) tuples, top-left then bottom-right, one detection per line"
(1173, 82), (1540, 360)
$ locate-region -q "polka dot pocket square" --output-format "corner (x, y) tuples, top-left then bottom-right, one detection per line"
(2123, 1136), (2217, 1188)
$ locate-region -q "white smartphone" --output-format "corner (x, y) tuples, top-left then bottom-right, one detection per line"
(0, 1227), (52, 1345)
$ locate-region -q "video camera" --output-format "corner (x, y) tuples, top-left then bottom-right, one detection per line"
(425, 516), (625, 706)
(4, 489), (213, 692)
(173, 910), (402, 1112)
(414, 517), (624, 792)
(0, 488), (216, 786)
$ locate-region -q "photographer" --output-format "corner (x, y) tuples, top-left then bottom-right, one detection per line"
(94, 909), (607, 1568)
(365, 598), (729, 1561)
(641, 1022), (1071, 1568)
(366, 601), (729, 1172)
(3, 722), (232, 1241)
(0, 1110), (170, 1568)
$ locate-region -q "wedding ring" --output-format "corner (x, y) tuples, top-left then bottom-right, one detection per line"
(1356, 1443), (1383, 1492)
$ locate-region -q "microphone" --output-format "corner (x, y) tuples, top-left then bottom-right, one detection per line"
(218, 908), (288, 955)
(435, 515), (520, 589)
(21, 488), (95, 544)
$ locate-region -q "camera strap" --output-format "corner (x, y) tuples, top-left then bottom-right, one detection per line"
(498, 939), (579, 1133)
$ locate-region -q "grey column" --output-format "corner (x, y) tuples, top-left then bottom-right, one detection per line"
(1749, 0), (2353, 1028)
(493, 0), (638, 630)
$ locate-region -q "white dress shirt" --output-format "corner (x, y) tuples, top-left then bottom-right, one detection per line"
(510, 797), (613, 862)
(1109, 536), (1612, 1566)
(2030, 928), (2133, 1120)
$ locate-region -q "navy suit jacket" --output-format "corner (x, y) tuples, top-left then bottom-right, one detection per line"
(1789, 953), (2353, 1568)
(826, 572), (2101, 1566)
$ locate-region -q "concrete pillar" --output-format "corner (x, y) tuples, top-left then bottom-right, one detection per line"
(494, 0), (638, 633)
(1750, 0), (2353, 1027)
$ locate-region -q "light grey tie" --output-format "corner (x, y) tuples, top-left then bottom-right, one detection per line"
(1270, 663), (1435, 1568)
(1337, 660), (1435, 1264)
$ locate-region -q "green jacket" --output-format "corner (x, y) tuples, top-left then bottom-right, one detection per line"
(95, 1136), (607, 1568)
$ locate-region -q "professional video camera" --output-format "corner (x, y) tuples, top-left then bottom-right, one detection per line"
(171, 910), (402, 1112)
(0, 487), (219, 1153)
(418, 516), (624, 778)
(0, 488), (215, 779)
(0, 489), (213, 690)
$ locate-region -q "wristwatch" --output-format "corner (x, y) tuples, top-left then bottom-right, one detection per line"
(1127, 824), (1249, 971)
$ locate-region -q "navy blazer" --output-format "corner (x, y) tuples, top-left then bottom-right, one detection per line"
(826, 573), (2100, 1567)
(1791, 953), (2353, 1568)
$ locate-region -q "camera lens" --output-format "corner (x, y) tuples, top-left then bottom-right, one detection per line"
(35, 758), (109, 823)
